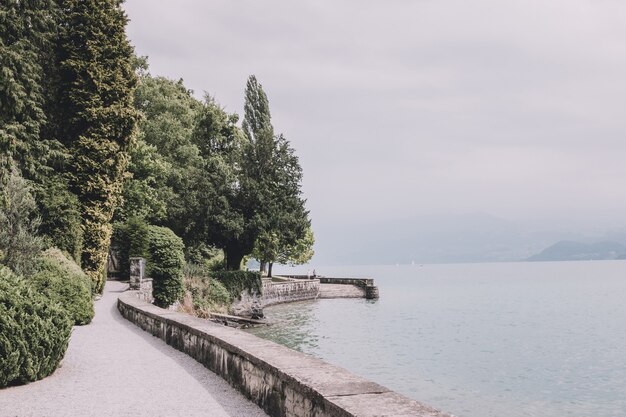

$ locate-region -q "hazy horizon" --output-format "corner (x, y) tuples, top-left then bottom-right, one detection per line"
(123, 0), (626, 264)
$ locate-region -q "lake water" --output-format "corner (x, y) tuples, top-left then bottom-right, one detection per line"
(247, 261), (626, 417)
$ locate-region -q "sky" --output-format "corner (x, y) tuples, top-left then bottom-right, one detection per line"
(123, 0), (626, 263)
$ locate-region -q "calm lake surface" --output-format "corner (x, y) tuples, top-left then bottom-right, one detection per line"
(247, 261), (626, 417)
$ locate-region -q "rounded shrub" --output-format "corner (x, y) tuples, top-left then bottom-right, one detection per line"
(146, 226), (185, 308)
(29, 248), (94, 325)
(0, 266), (73, 388)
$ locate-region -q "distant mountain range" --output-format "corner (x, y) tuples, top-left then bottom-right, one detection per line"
(526, 240), (626, 262)
(310, 212), (626, 265)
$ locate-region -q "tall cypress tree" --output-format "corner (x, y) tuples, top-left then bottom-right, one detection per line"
(56, 0), (138, 293)
(0, 0), (57, 182)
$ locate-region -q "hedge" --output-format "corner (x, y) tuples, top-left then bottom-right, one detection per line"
(0, 266), (73, 387)
(29, 248), (94, 325)
(112, 220), (186, 307)
(210, 270), (262, 301)
(146, 226), (185, 308)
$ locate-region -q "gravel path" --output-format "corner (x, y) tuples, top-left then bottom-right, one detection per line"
(0, 281), (268, 417)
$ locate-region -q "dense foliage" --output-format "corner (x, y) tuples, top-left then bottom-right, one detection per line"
(111, 217), (150, 280)
(276, 226), (315, 267)
(1, 0), (139, 294)
(30, 249), (94, 325)
(0, 0), (57, 182)
(180, 264), (232, 316)
(115, 70), (312, 274)
(2, 1), (312, 334)
(146, 226), (185, 308)
(111, 219), (185, 307)
(0, 171), (43, 276)
(56, 0), (139, 293)
(0, 266), (73, 388)
(241, 76), (310, 275)
(34, 176), (83, 262)
(210, 270), (262, 301)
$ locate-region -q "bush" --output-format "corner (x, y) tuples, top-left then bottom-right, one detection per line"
(34, 177), (84, 263)
(0, 170), (43, 276)
(0, 266), (73, 387)
(111, 219), (185, 308)
(29, 249), (94, 325)
(146, 226), (185, 308)
(180, 264), (231, 316)
(210, 270), (262, 301)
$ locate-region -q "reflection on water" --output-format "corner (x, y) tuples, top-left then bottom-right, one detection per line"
(246, 262), (626, 417)
(250, 300), (320, 352)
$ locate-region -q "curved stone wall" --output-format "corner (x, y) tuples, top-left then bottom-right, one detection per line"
(262, 278), (320, 306)
(117, 291), (453, 417)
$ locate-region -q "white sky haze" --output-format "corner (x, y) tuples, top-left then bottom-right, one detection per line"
(123, 0), (626, 262)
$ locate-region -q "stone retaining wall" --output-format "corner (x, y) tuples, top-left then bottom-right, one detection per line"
(282, 275), (374, 288)
(280, 276), (379, 300)
(117, 291), (452, 417)
(262, 278), (320, 307)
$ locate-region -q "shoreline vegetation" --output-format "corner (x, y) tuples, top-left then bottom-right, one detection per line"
(1, 0), (313, 389)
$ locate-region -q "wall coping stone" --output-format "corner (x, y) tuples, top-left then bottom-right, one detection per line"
(118, 290), (453, 417)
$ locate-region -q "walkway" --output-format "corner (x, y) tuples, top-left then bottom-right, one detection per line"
(319, 283), (365, 298)
(0, 281), (268, 417)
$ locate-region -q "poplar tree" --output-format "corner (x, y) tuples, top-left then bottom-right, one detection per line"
(242, 75), (273, 142)
(56, 0), (138, 293)
(241, 76), (310, 275)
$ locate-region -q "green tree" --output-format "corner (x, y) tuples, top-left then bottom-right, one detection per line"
(241, 76), (310, 275)
(0, 1), (86, 265)
(56, 0), (138, 293)
(242, 75), (273, 142)
(277, 226), (315, 267)
(33, 176), (83, 262)
(115, 138), (171, 224)
(238, 77), (276, 271)
(251, 231), (280, 275)
(0, 0), (58, 182)
(191, 96), (255, 269)
(118, 73), (201, 237)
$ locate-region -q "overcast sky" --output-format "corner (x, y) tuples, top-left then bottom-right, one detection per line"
(123, 0), (626, 261)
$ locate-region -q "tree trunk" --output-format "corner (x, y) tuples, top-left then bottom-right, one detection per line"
(268, 262), (274, 278)
(259, 261), (267, 276)
(225, 247), (244, 270)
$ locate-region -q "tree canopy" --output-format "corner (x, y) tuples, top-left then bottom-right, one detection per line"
(56, 0), (139, 293)
(241, 76), (310, 275)
(1, 0), (313, 295)
(1, 0), (139, 293)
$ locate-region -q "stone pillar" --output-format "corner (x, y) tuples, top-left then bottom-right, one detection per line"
(129, 257), (145, 290)
(365, 285), (379, 300)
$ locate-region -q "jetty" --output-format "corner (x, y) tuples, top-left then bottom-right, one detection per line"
(276, 274), (380, 300)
